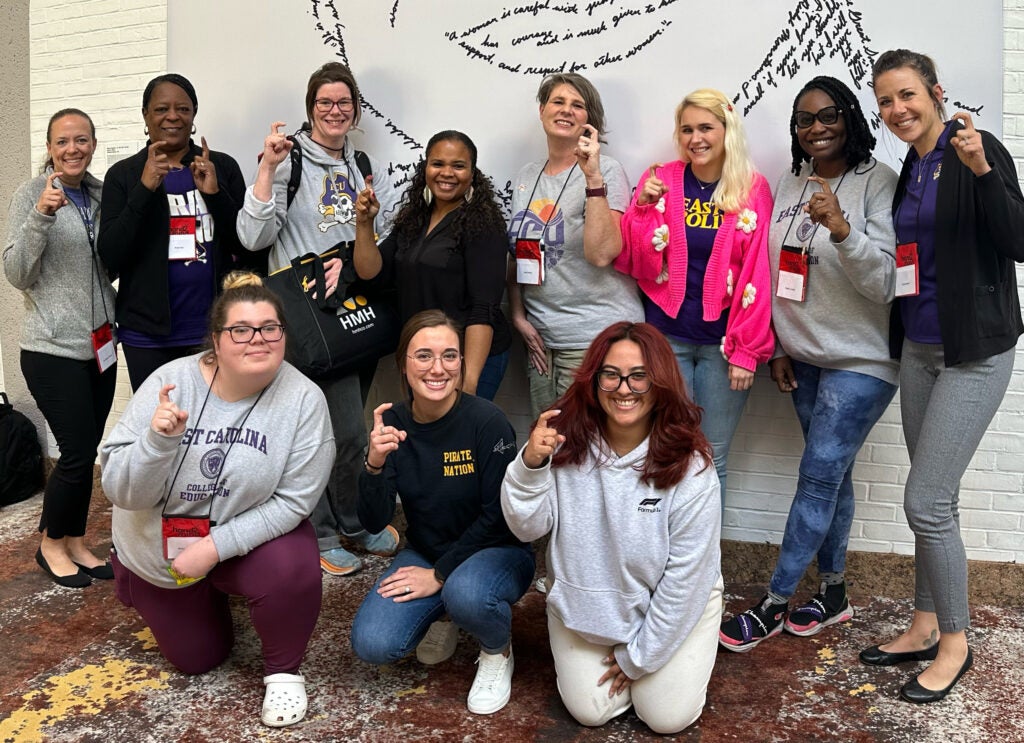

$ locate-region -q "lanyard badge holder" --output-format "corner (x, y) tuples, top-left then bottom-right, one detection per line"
(78, 186), (117, 373)
(777, 244), (808, 302)
(168, 216), (199, 261)
(894, 242), (920, 297)
(514, 161), (577, 287)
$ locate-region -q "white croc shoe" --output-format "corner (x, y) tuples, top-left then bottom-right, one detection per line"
(262, 672), (307, 727)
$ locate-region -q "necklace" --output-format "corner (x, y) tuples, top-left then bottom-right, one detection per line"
(310, 137), (345, 153)
(693, 173), (718, 191)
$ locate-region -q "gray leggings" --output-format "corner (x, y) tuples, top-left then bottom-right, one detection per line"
(900, 341), (1014, 633)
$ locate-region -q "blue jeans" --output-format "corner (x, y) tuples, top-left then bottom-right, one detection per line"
(350, 546), (535, 662)
(667, 338), (750, 498)
(769, 362), (897, 598)
(475, 350), (510, 401)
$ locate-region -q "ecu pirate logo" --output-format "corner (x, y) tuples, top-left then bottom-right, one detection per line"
(200, 448), (226, 479)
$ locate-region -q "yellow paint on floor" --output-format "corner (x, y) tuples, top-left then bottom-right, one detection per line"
(396, 685), (428, 698)
(133, 627), (158, 650)
(849, 683), (877, 697)
(817, 647), (836, 661)
(0, 658), (169, 743)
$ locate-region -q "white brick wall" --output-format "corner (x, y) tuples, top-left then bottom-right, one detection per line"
(24, 0), (1024, 562)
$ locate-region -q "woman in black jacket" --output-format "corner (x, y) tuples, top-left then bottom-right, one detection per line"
(861, 49), (1024, 705)
(98, 73), (246, 390)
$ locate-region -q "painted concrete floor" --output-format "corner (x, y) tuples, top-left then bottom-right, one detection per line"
(1, 491), (1023, 742)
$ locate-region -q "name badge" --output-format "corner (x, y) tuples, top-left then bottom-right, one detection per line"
(516, 238), (544, 285)
(776, 244), (808, 302)
(895, 242), (920, 297)
(168, 216), (198, 261)
(162, 515), (210, 560)
(91, 322), (117, 373)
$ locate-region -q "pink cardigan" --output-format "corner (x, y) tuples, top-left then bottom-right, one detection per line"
(615, 160), (774, 372)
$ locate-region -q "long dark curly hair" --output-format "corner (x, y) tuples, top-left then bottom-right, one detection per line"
(392, 130), (506, 243)
(789, 76), (876, 176)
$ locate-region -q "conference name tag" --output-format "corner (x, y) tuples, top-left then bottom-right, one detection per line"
(162, 516), (210, 560)
(516, 238), (544, 285)
(776, 245), (808, 302)
(168, 216), (198, 260)
(895, 242), (920, 297)
(91, 322), (116, 373)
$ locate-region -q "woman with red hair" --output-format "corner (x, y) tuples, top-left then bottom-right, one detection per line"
(501, 322), (722, 735)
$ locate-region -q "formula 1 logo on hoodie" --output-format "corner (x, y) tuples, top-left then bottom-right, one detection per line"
(637, 498), (662, 513)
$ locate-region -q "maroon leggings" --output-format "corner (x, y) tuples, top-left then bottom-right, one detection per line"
(112, 520), (321, 676)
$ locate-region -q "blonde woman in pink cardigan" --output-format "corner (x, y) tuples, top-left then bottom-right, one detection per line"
(616, 88), (774, 500)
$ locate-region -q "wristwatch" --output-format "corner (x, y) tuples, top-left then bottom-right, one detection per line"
(585, 183), (608, 198)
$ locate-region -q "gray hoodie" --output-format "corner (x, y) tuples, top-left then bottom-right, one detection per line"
(501, 439), (721, 679)
(4, 171), (116, 360)
(235, 132), (397, 272)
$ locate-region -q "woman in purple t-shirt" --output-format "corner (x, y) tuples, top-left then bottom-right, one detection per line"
(98, 73), (247, 390)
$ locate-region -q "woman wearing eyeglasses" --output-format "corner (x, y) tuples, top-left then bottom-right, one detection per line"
(615, 88), (773, 502)
(350, 310), (534, 716)
(719, 76), (899, 653)
(100, 272), (334, 727)
(237, 62), (401, 577)
(501, 321), (722, 735)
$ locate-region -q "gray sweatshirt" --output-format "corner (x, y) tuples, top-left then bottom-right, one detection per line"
(768, 159), (899, 384)
(4, 171), (116, 360)
(235, 132), (397, 272)
(501, 439), (721, 679)
(101, 354), (334, 588)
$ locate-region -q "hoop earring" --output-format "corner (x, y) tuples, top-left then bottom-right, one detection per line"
(191, 124), (197, 135)
(464, 185), (474, 204)
(423, 185), (433, 205)
(144, 126), (149, 136)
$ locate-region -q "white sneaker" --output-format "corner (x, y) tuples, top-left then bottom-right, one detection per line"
(467, 646), (514, 715)
(416, 620), (458, 665)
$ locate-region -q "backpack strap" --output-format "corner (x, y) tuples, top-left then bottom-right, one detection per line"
(285, 136), (302, 209)
(353, 150), (372, 182)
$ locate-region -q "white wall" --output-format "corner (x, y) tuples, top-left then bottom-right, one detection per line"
(15, 0), (1024, 563)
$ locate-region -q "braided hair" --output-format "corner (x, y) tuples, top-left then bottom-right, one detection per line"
(789, 76), (875, 176)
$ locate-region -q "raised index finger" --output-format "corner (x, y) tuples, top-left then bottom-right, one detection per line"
(270, 121), (287, 136)
(200, 136), (210, 159)
(806, 175), (833, 194)
(158, 383), (176, 405)
(46, 171), (64, 189)
(953, 111), (976, 133)
(536, 408), (562, 429)
(372, 402), (393, 430)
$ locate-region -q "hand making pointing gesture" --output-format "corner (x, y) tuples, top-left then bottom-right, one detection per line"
(804, 175), (851, 242)
(949, 111), (991, 177)
(35, 171), (68, 216)
(151, 384), (189, 437)
(523, 409), (566, 469)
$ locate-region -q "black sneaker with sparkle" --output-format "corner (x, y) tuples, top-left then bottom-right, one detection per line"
(718, 595), (788, 653)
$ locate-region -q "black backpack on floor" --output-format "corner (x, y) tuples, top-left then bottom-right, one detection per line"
(0, 392), (45, 507)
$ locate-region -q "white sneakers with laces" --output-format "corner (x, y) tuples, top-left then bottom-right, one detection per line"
(467, 646), (514, 714)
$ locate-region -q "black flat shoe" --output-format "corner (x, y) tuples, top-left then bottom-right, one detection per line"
(899, 647), (973, 704)
(74, 561), (114, 580)
(36, 548), (91, 588)
(859, 642), (939, 666)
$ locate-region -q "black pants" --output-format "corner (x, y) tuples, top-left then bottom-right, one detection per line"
(122, 344), (201, 391)
(21, 351), (116, 538)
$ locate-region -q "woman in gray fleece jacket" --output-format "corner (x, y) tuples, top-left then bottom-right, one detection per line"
(501, 321), (722, 735)
(4, 108), (117, 589)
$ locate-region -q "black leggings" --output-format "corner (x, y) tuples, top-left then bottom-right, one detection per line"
(20, 351), (116, 538)
(122, 344), (201, 391)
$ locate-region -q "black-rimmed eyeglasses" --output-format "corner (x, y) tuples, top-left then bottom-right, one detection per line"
(314, 98), (355, 113)
(794, 106), (843, 129)
(596, 370), (652, 394)
(220, 324), (285, 343)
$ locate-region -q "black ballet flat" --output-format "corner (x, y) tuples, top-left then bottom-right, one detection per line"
(899, 647), (973, 704)
(859, 643), (939, 666)
(74, 561), (114, 580)
(36, 547), (92, 588)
